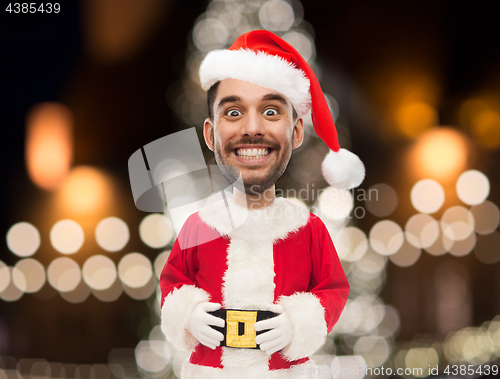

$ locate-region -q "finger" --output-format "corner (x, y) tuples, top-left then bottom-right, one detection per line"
(254, 317), (278, 332)
(201, 341), (217, 350)
(202, 302), (222, 312)
(205, 314), (225, 328)
(255, 329), (280, 345)
(267, 304), (284, 314)
(265, 343), (284, 356)
(260, 339), (283, 355)
(199, 334), (221, 349)
(202, 326), (224, 341)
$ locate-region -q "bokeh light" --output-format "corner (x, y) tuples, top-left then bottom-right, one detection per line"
(395, 101), (437, 138)
(330, 356), (366, 379)
(47, 257), (82, 292)
(0, 268), (24, 301)
(405, 214), (439, 248)
(318, 187), (353, 221)
(354, 248), (387, 276)
(118, 253), (153, 288)
(25, 102), (73, 190)
(376, 305), (401, 338)
(84, 0), (167, 63)
(471, 109), (500, 149)
(364, 183), (398, 218)
(50, 220), (85, 254)
(58, 166), (112, 215)
(6, 222), (41, 257)
(353, 336), (390, 367)
(389, 240), (421, 267)
(92, 277), (123, 302)
(153, 250), (170, 280)
(410, 179), (445, 214)
(456, 170), (490, 205)
(123, 276), (156, 300)
(410, 128), (468, 181)
(0, 260), (10, 292)
(444, 326), (496, 365)
(95, 217), (130, 252)
(82, 255), (117, 291)
(193, 18), (228, 52)
(282, 31), (314, 62)
(369, 220), (404, 256)
(405, 348), (439, 377)
(135, 340), (171, 373)
(60, 280), (91, 304)
(139, 214), (174, 249)
(424, 232), (450, 256)
(12, 258), (46, 293)
(259, 0), (294, 31)
(448, 232), (476, 257)
(334, 227), (368, 262)
(441, 206), (475, 242)
(470, 201), (500, 235)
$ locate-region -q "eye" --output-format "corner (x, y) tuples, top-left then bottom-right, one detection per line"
(263, 108), (278, 116)
(226, 109), (242, 117)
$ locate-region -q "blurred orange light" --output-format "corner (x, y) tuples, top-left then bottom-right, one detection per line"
(410, 127), (468, 182)
(471, 110), (500, 149)
(58, 166), (111, 215)
(25, 103), (73, 190)
(395, 101), (437, 138)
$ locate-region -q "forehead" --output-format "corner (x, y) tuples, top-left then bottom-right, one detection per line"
(216, 78), (290, 105)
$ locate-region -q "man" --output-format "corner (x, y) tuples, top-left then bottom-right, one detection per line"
(160, 30), (364, 378)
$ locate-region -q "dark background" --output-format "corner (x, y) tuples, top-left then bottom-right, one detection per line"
(1, 0), (500, 368)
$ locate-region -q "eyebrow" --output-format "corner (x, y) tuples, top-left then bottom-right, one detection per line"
(217, 93), (289, 111)
(262, 93), (288, 107)
(217, 95), (242, 110)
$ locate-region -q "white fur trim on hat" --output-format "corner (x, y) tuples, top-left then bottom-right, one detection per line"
(278, 292), (327, 361)
(321, 149), (365, 190)
(161, 285), (210, 351)
(199, 49), (311, 117)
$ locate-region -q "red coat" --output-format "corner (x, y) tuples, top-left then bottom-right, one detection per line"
(160, 197), (349, 378)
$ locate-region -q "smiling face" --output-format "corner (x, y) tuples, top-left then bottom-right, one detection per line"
(203, 79), (304, 195)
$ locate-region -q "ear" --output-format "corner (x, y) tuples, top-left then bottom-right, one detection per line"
(203, 118), (214, 151)
(292, 117), (304, 150)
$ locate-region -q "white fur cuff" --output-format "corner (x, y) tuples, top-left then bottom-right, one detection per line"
(161, 285), (210, 351)
(278, 292), (327, 361)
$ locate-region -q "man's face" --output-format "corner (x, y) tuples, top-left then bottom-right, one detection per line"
(203, 79), (304, 194)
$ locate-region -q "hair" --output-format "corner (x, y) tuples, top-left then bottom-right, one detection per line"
(207, 81), (298, 121)
(207, 81), (221, 120)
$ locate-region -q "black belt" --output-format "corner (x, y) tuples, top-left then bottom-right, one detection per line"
(208, 309), (278, 349)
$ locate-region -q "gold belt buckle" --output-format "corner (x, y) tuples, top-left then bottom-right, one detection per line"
(226, 310), (258, 348)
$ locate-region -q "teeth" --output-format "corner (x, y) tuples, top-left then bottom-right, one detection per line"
(236, 148), (270, 159)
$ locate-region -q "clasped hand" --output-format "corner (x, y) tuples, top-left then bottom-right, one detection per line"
(188, 303), (292, 355)
(254, 304), (293, 356)
(188, 302), (225, 350)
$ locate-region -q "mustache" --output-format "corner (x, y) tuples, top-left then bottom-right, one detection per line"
(225, 137), (281, 154)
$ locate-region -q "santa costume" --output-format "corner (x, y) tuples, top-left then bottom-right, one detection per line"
(160, 30), (364, 378)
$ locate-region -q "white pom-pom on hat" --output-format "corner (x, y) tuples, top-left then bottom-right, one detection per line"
(321, 149), (365, 190)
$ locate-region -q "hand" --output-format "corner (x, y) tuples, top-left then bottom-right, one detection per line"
(254, 304), (293, 356)
(187, 302), (225, 350)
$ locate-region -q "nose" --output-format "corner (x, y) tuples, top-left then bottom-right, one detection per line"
(240, 109), (265, 137)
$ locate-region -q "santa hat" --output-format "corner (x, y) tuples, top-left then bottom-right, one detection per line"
(199, 30), (365, 190)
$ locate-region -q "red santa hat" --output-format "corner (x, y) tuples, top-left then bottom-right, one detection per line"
(199, 30), (365, 190)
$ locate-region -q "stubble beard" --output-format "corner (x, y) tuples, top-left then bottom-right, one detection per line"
(213, 131), (294, 195)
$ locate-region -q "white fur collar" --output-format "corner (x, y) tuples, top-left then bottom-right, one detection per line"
(199, 196), (310, 243)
